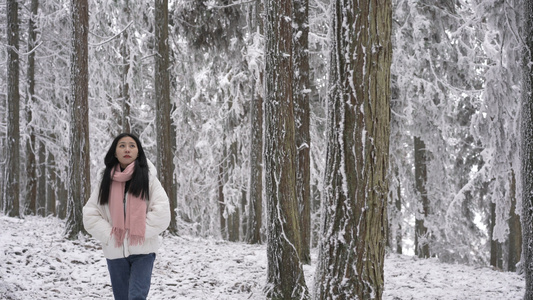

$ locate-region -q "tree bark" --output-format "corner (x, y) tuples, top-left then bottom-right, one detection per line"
(293, 0), (311, 265)
(246, 0), (264, 245)
(313, 0), (392, 298)
(414, 136), (430, 258)
(247, 85), (263, 244)
(24, 0), (39, 216)
(264, 0), (309, 296)
(521, 0), (533, 297)
(47, 151), (56, 217)
(508, 169), (521, 272)
(4, 0), (21, 218)
(37, 140), (46, 217)
(489, 201), (503, 269)
(154, 0), (178, 234)
(218, 161), (227, 239)
(65, 0), (90, 239)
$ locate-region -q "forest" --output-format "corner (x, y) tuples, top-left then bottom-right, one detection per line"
(1, 0), (533, 299)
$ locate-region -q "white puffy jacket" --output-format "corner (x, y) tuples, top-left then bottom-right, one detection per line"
(83, 160), (171, 260)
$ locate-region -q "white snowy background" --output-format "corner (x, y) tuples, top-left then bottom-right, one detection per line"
(0, 215), (524, 299)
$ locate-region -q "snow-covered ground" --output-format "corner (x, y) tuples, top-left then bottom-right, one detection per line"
(0, 215), (524, 299)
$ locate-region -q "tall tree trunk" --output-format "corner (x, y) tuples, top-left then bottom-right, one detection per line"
(120, 0), (131, 135)
(24, 0), (39, 216)
(65, 0), (90, 239)
(4, 0), (21, 218)
(264, 0), (309, 296)
(508, 169), (521, 272)
(521, 1), (533, 297)
(246, 0), (264, 245)
(121, 31), (131, 134)
(154, 0), (177, 234)
(313, 0), (392, 298)
(414, 136), (430, 258)
(247, 84), (263, 244)
(293, 0), (311, 265)
(228, 138), (240, 242)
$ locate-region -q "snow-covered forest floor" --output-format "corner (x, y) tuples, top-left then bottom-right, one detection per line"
(0, 215), (524, 299)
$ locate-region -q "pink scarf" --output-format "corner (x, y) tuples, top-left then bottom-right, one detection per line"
(109, 162), (147, 247)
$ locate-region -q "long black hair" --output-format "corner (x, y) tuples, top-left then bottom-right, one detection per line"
(98, 133), (150, 205)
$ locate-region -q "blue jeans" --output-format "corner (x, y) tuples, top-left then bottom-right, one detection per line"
(106, 253), (156, 300)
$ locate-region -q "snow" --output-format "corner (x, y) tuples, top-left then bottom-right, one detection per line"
(0, 215), (524, 299)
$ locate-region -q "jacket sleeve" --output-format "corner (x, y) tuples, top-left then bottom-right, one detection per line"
(145, 174), (171, 239)
(83, 169), (112, 244)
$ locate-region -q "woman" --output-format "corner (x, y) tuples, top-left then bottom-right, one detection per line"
(83, 133), (171, 300)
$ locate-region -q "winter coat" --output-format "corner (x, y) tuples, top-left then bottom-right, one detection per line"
(83, 160), (171, 260)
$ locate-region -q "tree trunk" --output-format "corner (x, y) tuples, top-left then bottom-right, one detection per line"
(247, 85), (263, 244)
(58, 176), (68, 220)
(293, 0), (311, 265)
(395, 169), (403, 254)
(313, 0), (392, 298)
(24, 0), (39, 216)
(246, 0), (264, 245)
(489, 201), (503, 269)
(264, 0), (309, 296)
(218, 161), (227, 239)
(37, 140), (46, 217)
(65, 0), (90, 239)
(46, 150), (56, 216)
(508, 169), (521, 272)
(121, 29), (131, 133)
(4, 0), (21, 218)
(154, 0), (177, 234)
(414, 136), (430, 258)
(521, 2), (533, 297)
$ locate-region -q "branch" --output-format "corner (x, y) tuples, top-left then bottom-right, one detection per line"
(89, 21), (133, 47)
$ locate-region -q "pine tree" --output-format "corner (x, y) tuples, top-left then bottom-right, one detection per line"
(4, 0), (21, 218)
(313, 0), (392, 298)
(24, 0), (39, 216)
(246, 0), (264, 245)
(155, 0), (178, 234)
(65, 0), (90, 239)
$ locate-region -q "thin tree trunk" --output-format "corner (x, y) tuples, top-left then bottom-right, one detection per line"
(58, 175), (68, 220)
(247, 84), (263, 244)
(121, 26), (131, 133)
(65, 0), (90, 239)
(414, 136), (430, 258)
(37, 140), (46, 217)
(313, 0), (392, 298)
(46, 150), (56, 216)
(508, 169), (521, 272)
(218, 161), (227, 240)
(4, 0), (21, 217)
(246, 0), (264, 245)
(24, 0), (39, 216)
(489, 201), (503, 269)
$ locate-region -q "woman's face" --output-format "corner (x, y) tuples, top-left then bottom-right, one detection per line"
(115, 136), (139, 168)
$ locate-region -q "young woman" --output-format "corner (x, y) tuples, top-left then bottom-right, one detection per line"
(83, 133), (171, 300)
